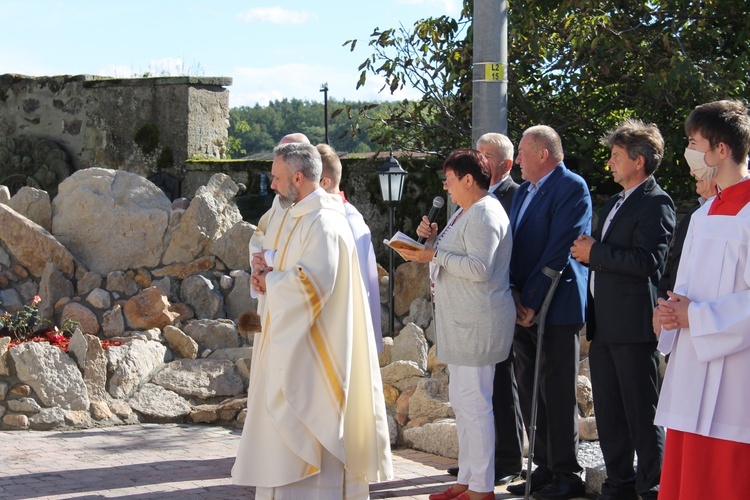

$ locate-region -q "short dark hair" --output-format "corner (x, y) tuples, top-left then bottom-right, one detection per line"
(442, 149), (491, 190)
(685, 100), (750, 165)
(600, 119), (664, 175)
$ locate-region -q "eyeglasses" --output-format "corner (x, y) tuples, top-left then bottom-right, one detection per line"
(443, 174), (464, 186)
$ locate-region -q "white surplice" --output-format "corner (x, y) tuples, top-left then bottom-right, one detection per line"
(656, 201), (750, 444)
(232, 189), (393, 497)
(343, 201), (383, 353)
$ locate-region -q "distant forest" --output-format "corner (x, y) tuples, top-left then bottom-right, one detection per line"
(227, 98), (384, 158)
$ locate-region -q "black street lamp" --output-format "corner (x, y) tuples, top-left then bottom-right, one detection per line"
(377, 151), (407, 337)
(320, 83), (329, 145)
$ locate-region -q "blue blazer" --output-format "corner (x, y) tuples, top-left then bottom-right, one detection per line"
(509, 163), (592, 325)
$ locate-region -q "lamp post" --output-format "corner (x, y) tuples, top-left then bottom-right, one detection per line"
(320, 82), (329, 145)
(377, 151), (407, 337)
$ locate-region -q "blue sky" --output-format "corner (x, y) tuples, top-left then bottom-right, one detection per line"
(0, 0), (459, 108)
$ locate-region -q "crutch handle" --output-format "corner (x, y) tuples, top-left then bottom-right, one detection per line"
(533, 266), (563, 326)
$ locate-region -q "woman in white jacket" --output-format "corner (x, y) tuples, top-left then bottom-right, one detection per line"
(400, 149), (515, 500)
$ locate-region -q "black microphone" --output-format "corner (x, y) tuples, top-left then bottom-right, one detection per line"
(417, 196), (445, 244)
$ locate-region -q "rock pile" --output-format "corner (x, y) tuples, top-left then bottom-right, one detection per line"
(0, 168), (598, 462)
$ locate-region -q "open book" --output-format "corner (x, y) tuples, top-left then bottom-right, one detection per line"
(383, 231), (425, 259)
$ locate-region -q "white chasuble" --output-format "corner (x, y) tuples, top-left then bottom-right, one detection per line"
(232, 189), (393, 495)
(656, 202), (750, 444)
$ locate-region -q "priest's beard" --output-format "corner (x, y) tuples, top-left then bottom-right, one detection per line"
(277, 180), (299, 209)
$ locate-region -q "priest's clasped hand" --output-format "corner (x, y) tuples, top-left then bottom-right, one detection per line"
(251, 251), (273, 295)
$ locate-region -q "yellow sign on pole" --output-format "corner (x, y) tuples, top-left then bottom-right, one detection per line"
(484, 63), (505, 81)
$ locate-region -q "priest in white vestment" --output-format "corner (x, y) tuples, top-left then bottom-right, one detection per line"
(317, 143), (384, 353)
(248, 133), (311, 301)
(232, 142), (393, 499)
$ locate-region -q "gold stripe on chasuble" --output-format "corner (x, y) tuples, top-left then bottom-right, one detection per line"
(276, 217), (303, 270)
(270, 208), (290, 250)
(299, 269), (345, 411)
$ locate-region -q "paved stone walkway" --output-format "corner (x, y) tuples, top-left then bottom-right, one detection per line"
(0, 424), (591, 499)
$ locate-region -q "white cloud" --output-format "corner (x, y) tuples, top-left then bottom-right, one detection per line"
(229, 64), (422, 108)
(398, 0), (460, 16)
(236, 7), (316, 25)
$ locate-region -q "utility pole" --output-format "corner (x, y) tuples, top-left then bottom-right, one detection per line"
(471, 0), (508, 146)
(320, 82), (330, 145)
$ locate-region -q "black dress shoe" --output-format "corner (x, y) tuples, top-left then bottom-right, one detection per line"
(446, 466), (519, 485)
(532, 480), (585, 500)
(495, 470), (521, 485)
(507, 476), (552, 496)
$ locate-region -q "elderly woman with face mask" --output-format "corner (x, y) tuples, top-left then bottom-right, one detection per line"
(399, 149), (515, 500)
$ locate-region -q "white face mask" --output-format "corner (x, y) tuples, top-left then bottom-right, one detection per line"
(684, 148), (718, 180)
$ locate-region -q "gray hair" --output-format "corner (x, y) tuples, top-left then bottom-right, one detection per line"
(523, 125), (564, 163)
(477, 132), (514, 161)
(273, 142), (322, 181)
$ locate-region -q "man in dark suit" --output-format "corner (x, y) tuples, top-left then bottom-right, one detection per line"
(505, 125), (592, 500)
(571, 119), (675, 500)
(472, 132), (523, 484)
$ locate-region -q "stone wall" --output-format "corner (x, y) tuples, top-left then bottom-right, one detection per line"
(0, 170), (601, 465)
(0, 74), (231, 186)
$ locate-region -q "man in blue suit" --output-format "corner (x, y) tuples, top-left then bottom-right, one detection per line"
(505, 125), (592, 500)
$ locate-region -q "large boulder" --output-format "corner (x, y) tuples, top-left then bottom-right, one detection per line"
(408, 378), (453, 421)
(68, 329), (108, 402)
(162, 325), (199, 359)
(122, 287), (180, 330)
(183, 319), (240, 353)
(225, 270), (256, 323)
(106, 339), (167, 399)
(206, 220), (254, 271)
(402, 419), (458, 459)
(0, 204), (76, 279)
(150, 358), (244, 399)
(393, 262), (430, 316)
(51, 168), (171, 275)
(10, 342), (90, 411)
(0, 337), (12, 376)
(8, 186), (52, 231)
(161, 173), (242, 265)
(402, 297), (433, 330)
(180, 274), (224, 320)
(380, 360), (425, 391)
(128, 383), (192, 422)
(37, 262), (74, 321)
(392, 323), (428, 371)
(58, 301), (100, 335)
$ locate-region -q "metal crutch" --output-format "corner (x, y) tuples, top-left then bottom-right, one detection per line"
(524, 266), (563, 500)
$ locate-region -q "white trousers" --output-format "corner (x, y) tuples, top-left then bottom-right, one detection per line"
(449, 363), (496, 493)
